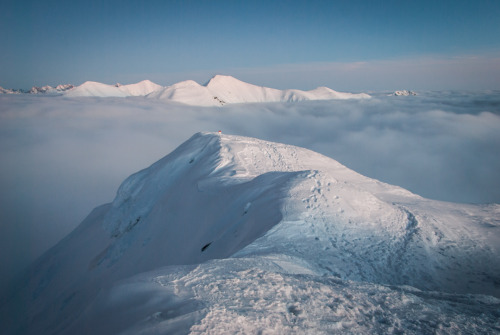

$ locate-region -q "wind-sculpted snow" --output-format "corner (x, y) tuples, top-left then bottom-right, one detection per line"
(71, 259), (500, 334)
(1, 133), (499, 334)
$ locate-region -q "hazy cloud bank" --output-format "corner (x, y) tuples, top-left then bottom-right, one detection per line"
(0, 92), (499, 291)
(151, 55), (500, 92)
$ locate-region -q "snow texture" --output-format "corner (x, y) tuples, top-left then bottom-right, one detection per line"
(1, 133), (499, 334)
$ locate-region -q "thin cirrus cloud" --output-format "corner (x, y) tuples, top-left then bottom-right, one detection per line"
(202, 54), (500, 91)
(0, 92), (499, 293)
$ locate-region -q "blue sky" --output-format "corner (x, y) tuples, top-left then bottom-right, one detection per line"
(1, 0), (500, 90)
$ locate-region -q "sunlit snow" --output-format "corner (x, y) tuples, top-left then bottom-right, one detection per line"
(62, 75), (370, 105)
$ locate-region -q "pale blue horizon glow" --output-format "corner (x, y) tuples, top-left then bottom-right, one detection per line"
(1, 0), (500, 90)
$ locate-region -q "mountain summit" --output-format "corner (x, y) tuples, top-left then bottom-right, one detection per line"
(2, 133), (499, 334)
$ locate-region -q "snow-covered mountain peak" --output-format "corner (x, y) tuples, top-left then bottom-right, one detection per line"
(206, 75), (280, 101)
(116, 79), (163, 96)
(2, 132), (499, 334)
(80, 80), (101, 86)
(64, 80), (163, 97)
(205, 74), (250, 87)
(170, 79), (203, 88)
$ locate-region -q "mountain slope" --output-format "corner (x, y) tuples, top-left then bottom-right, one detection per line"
(148, 75), (371, 106)
(62, 75), (370, 104)
(64, 80), (163, 97)
(116, 80), (163, 96)
(146, 80), (221, 106)
(205, 75), (284, 103)
(64, 81), (128, 97)
(2, 133), (499, 334)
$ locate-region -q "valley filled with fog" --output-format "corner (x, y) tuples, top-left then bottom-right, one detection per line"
(0, 88), (500, 332)
(1, 90), (499, 293)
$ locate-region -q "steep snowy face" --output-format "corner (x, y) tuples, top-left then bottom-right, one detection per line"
(1, 133), (310, 333)
(101, 132), (301, 267)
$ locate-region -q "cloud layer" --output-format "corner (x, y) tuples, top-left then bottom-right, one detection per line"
(148, 55), (500, 92)
(1, 92), (499, 291)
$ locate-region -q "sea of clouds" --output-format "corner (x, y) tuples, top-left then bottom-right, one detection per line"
(0, 91), (499, 292)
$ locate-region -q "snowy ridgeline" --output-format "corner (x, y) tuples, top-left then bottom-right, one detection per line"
(1, 75), (371, 105)
(1, 133), (499, 334)
(145, 75), (370, 106)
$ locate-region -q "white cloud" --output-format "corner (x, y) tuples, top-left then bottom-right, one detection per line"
(162, 54), (500, 91)
(0, 92), (499, 292)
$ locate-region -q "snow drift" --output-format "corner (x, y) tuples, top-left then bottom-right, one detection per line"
(1, 133), (499, 334)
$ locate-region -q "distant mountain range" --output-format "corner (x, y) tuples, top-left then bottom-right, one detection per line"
(64, 80), (163, 98)
(146, 75), (371, 106)
(1, 75), (371, 105)
(0, 84), (74, 94)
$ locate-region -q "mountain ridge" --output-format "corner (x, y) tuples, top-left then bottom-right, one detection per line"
(1, 132), (499, 334)
(62, 75), (371, 105)
(1, 76), (371, 105)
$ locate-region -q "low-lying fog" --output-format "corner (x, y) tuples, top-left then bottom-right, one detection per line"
(0, 91), (499, 291)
